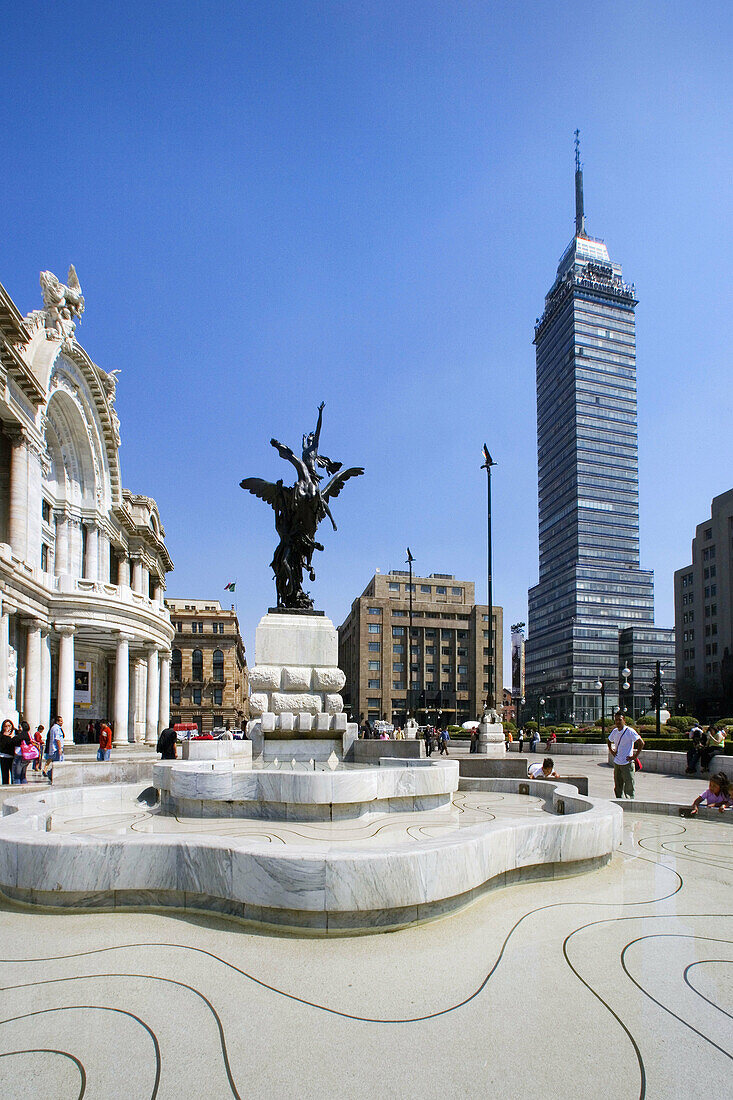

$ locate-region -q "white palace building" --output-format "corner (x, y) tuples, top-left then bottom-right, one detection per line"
(0, 266), (174, 745)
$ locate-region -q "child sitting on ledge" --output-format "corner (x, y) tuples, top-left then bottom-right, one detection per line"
(689, 772), (730, 815)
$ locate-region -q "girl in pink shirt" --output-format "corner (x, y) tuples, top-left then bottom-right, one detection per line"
(689, 773), (729, 814)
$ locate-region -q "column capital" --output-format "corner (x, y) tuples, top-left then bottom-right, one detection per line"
(5, 425), (28, 449)
(113, 629), (134, 644)
(54, 623), (76, 637)
(23, 616), (44, 631)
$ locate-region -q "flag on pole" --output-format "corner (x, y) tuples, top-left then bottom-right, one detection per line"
(224, 581), (236, 592)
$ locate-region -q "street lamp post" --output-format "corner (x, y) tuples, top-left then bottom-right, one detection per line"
(538, 697), (545, 742)
(406, 547), (414, 723)
(481, 445), (497, 711)
(595, 679), (606, 741)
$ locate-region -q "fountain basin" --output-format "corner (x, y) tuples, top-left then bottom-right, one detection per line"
(0, 777), (622, 933)
(153, 758), (458, 820)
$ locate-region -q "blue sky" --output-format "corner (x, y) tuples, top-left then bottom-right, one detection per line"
(3, 1), (732, 680)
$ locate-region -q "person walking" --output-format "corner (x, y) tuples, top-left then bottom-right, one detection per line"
(97, 720), (113, 761)
(11, 720), (34, 785)
(32, 725), (45, 772)
(608, 712), (644, 800)
(42, 715), (65, 783)
(530, 728), (540, 753)
(469, 726), (479, 754)
(438, 728), (450, 755)
(517, 728), (524, 754)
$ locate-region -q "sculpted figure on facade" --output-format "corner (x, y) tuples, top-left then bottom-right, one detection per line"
(39, 265), (85, 338)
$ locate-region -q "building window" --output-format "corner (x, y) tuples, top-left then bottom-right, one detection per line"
(426, 646), (435, 654)
(213, 715), (223, 727)
(368, 642), (381, 652)
(213, 688), (223, 706)
(392, 609), (407, 617)
(171, 649), (182, 681)
(192, 649), (203, 681)
(458, 665), (468, 674)
(420, 585), (431, 593)
(393, 663), (404, 672)
(368, 679), (380, 689)
(40, 544), (49, 571)
(393, 645), (403, 653)
(212, 622), (224, 633)
(393, 682), (405, 690)
(193, 688), (202, 705)
(192, 621), (203, 633)
(213, 649), (224, 682)
(705, 528), (712, 539)
(368, 607), (381, 615)
(388, 582), (400, 591)
(392, 627), (405, 636)
(368, 624), (381, 634)
(436, 586), (446, 594)
(451, 587), (461, 595)
(171, 688), (181, 706)
(367, 698), (380, 707)
(41, 499), (51, 523)
(368, 660), (381, 671)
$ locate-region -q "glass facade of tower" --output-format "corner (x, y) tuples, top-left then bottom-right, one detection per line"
(525, 228), (655, 723)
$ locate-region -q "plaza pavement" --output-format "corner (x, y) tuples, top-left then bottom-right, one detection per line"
(0, 750), (731, 1098)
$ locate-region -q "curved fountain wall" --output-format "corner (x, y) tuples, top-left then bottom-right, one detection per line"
(0, 773), (622, 934)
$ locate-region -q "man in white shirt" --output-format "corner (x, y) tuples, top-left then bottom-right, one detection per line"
(528, 757), (559, 779)
(607, 712), (644, 799)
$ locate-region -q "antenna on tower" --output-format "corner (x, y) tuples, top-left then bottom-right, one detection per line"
(574, 129), (586, 237)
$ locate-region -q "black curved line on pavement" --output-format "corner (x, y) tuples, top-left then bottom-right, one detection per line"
(684, 960), (733, 1022)
(561, 928), (647, 1100)
(0, 1047), (86, 1098)
(620, 934), (733, 1062)
(0, 973), (239, 1099)
(0, 1003), (160, 1099)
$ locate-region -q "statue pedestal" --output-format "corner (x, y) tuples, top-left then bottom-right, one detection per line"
(404, 718), (419, 740)
(246, 611), (356, 759)
(477, 710), (506, 757)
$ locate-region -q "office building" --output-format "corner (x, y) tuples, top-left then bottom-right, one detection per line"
(166, 598), (248, 732)
(674, 488), (733, 713)
(338, 570), (502, 726)
(526, 139), (668, 723)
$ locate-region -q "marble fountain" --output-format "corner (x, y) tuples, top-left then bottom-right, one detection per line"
(0, 743), (622, 932)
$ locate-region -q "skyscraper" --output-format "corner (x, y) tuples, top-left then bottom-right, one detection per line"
(525, 137), (657, 723)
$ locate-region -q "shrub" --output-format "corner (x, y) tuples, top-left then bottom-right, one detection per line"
(665, 715), (699, 732)
(524, 720), (537, 732)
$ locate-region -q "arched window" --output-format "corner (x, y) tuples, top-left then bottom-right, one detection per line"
(212, 649), (224, 682)
(171, 648), (182, 682)
(191, 649), (203, 682)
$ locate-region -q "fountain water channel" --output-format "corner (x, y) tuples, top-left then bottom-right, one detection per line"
(0, 750), (621, 933)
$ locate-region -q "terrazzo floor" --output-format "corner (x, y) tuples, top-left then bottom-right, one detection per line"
(0, 811), (730, 1098)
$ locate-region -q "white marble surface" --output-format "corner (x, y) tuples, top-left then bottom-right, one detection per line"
(0, 778), (621, 930)
(255, 612), (338, 667)
(181, 739), (252, 762)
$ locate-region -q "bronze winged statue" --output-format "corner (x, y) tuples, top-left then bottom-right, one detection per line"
(240, 403), (364, 610)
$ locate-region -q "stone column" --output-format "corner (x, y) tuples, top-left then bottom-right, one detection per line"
(8, 430), (28, 562)
(98, 531), (110, 583)
(84, 524), (99, 580)
(23, 619), (43, 730)
(40, 628), (52, 732)
(131, 558), (144, 594)
(54, 513), (70, 576)
(117, 553), (130, 588)
(113, 632), (130, 746)
(158, 649), (171, 732)
(129, 657), (147, 742)
(0, 600), (9, 712)
(56, 625), (76, 736)
(145, 646), (160, 744)
(152, 582), (163, 606)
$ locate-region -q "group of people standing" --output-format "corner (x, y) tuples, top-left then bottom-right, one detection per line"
(0, 715), (66, 785)
(424, 727), (450, 756)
